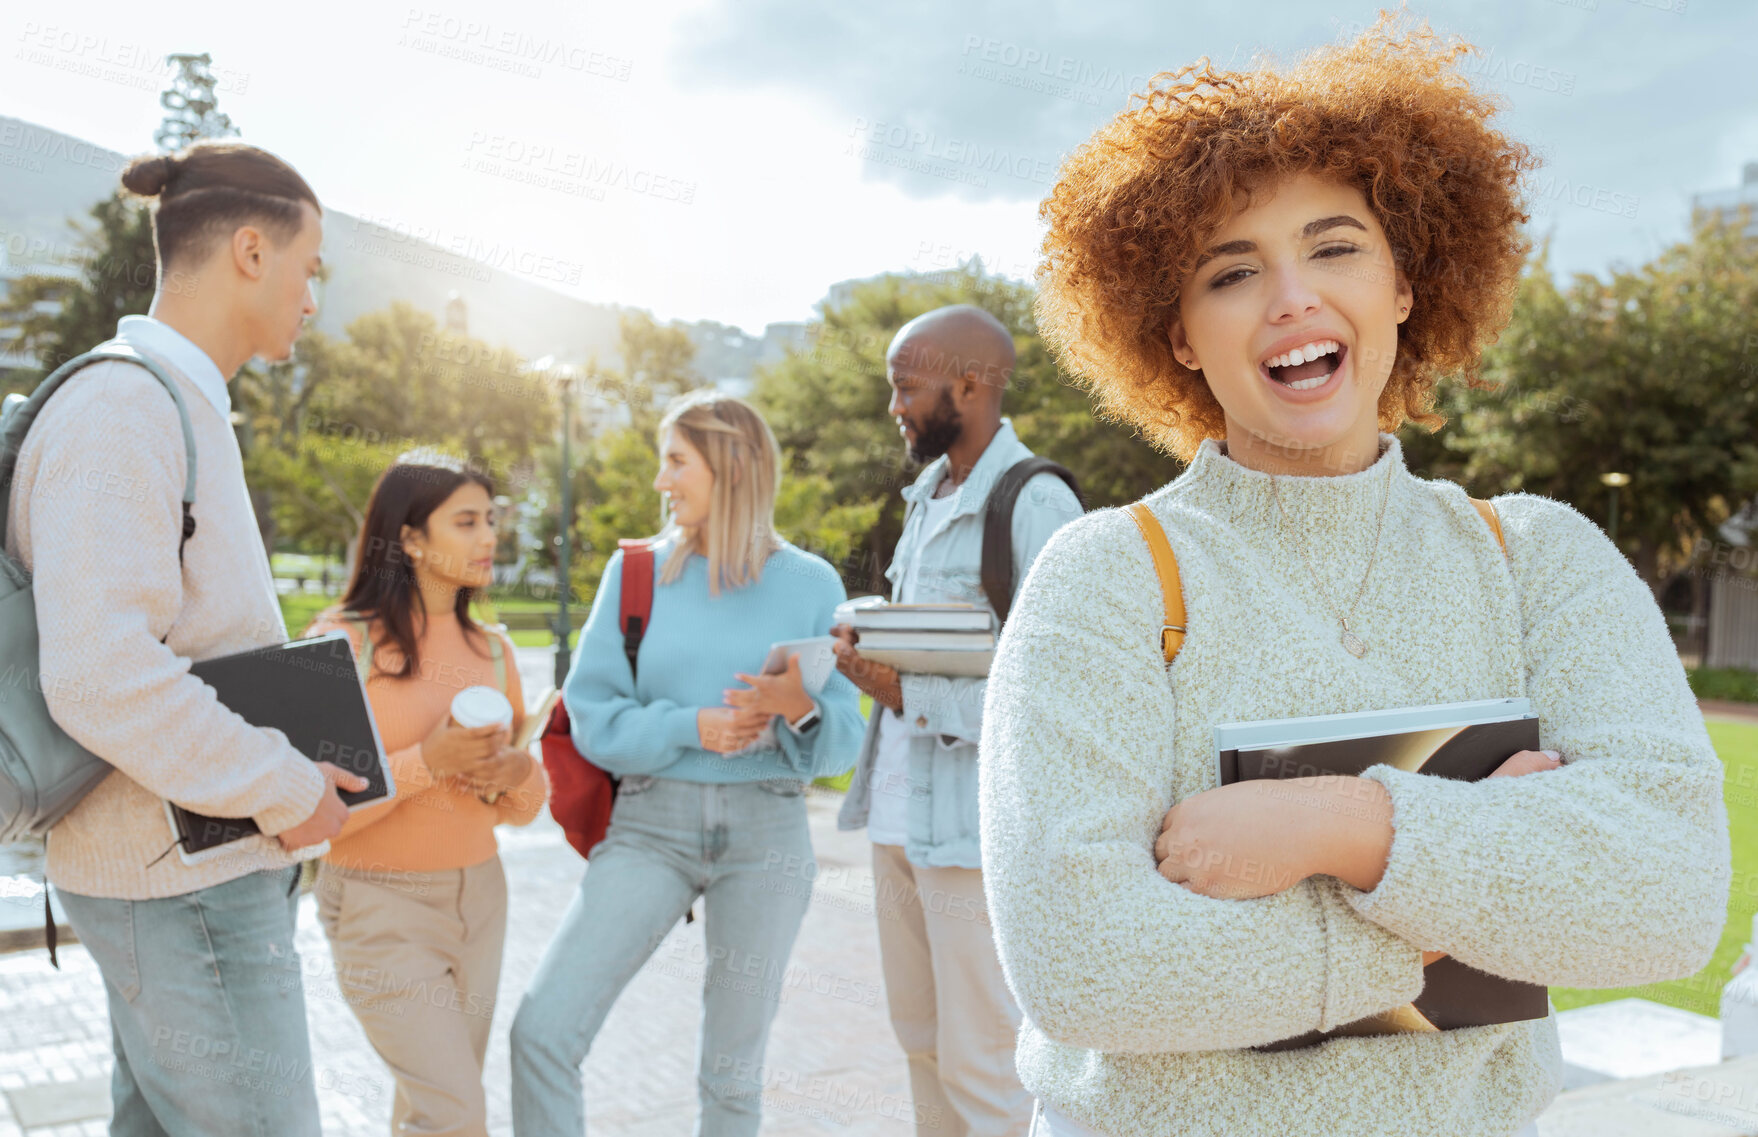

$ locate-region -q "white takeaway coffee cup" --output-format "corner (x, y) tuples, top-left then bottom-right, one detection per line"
(451, 686), (513, 731)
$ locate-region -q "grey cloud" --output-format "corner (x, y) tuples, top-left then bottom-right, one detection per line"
(674, 0), (1758, 283)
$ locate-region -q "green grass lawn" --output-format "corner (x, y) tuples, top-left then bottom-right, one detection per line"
(508, 629), (578, 648)
(1690, 667), (1758, 704)
(279, 593), (578, 647)
(279, 593), (336, 638)
(1549, 718), (1758, 1019)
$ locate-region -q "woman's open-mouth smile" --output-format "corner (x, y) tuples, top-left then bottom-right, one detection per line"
(1258, 338), (1348, 403)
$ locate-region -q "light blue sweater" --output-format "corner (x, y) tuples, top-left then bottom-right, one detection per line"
(562, 535), (865, 783)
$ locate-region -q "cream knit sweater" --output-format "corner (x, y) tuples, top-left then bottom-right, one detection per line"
(979, 433), (1730, 1137)
(6, 349), (325, 900)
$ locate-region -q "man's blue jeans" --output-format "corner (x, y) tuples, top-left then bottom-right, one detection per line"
(509, 775), (816, 1136)
(57, 866), (321, 1137)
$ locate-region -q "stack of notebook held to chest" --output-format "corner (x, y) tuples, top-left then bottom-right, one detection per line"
(1214, 696), (1553, 1051)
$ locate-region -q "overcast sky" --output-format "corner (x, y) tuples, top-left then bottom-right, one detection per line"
(3, 0), (1754, 334)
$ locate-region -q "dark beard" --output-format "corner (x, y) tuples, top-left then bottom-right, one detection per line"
(905, 388), (962, 465)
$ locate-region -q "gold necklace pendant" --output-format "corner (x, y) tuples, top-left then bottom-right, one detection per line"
(1340, 616), (1367, 658)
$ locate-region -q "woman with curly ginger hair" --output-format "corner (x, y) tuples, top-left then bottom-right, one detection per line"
(978, 12), (1731, 1137)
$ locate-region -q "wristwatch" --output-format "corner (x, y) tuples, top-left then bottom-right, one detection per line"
(785, 704), (822, 734)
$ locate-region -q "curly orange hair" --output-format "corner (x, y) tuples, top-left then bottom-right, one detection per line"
(1034, 10), (1540, 462)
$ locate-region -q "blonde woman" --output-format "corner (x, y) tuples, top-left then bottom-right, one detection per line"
(978, 15), (1730, 1137)
(305, 451), (546, 1137)
(509, 391), (864, 1137)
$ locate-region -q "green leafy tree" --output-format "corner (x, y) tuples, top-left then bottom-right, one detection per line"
(228, 306), (553, 573)
(752, 261), (1179, 594)
(0, 50), (247, 390)
(1399, 218), (1758, 598)
(0, 194), (157, 392)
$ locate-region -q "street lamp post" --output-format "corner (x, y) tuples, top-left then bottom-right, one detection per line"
(554, 370), (574, 691)
(1600, 471), (1630, 550)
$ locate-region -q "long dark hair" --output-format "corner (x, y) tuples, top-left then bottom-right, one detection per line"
(337, 451), (496, 680)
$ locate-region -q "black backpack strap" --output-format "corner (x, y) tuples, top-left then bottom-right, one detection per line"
(980, 457), (1085, 629)
(617, 540), (656, 681)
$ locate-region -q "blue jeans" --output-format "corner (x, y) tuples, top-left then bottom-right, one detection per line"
(510, 775), (816, 1136)
(57, 866), (320, 1137)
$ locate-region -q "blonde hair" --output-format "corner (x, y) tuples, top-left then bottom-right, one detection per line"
(653, 390), (784, 595)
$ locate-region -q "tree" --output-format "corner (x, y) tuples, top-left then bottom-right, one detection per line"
(752, 260), (1180, 594)
(156, 53), (238, 152)
(0, 194), (157, 392)
(233, 304), (557, 569)
(571, 312), (707, 439)
(0, 51), (240, 395)
(1398, 218), (1758, 599)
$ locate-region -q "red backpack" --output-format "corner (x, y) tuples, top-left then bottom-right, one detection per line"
(540, 539), (654, 859)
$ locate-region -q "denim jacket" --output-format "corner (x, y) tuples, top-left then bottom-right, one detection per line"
(836, 418), (1083, 868)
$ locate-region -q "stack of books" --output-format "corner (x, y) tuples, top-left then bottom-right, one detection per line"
(836, 596), (996, 677)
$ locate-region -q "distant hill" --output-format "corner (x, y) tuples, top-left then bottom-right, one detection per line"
(0, 115), (802, 382)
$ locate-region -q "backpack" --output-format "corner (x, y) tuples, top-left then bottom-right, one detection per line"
(0, 346), (199, 845)
(540, 538), (653, 860)
(1123, 497), (1507, 665)
(900, 455), (1087, 628)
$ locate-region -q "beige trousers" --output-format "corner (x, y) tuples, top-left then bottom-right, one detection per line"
(872, 842), (1034, 1137)
(315, 857), (508, 1137)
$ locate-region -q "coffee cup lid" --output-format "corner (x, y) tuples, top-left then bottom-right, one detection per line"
(452, 685), (513, 729)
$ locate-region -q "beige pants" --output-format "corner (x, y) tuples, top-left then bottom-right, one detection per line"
(872, 843), (1034, 1137)
(315, 857), (508, 1137)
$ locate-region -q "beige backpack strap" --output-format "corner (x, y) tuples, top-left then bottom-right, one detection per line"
(1125, 502), (1186, 665)
(1468, 497), (1508, 557)
(486, 624), (507, 692)
(340, 613), (374, 680)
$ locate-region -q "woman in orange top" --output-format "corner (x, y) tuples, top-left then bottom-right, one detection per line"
(303, 449), (547, 1137)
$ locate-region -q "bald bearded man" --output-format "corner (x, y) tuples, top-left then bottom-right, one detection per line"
(832, 305), (1083, 1137)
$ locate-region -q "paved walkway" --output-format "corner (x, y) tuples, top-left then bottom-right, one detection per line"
(0, 648), (1748, 1134)
(1703, 699), (1758, 726)
(0, 790), (913, 1136)
(0, 645), (909, 1135)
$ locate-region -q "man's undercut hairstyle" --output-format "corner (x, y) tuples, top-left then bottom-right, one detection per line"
(1034, 10), (1538, 461)
(120, 141), (321, 270)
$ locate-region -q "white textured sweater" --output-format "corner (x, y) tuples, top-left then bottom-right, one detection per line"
(6, 346), (325, 899)
(978, 434), (1730, 1137)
